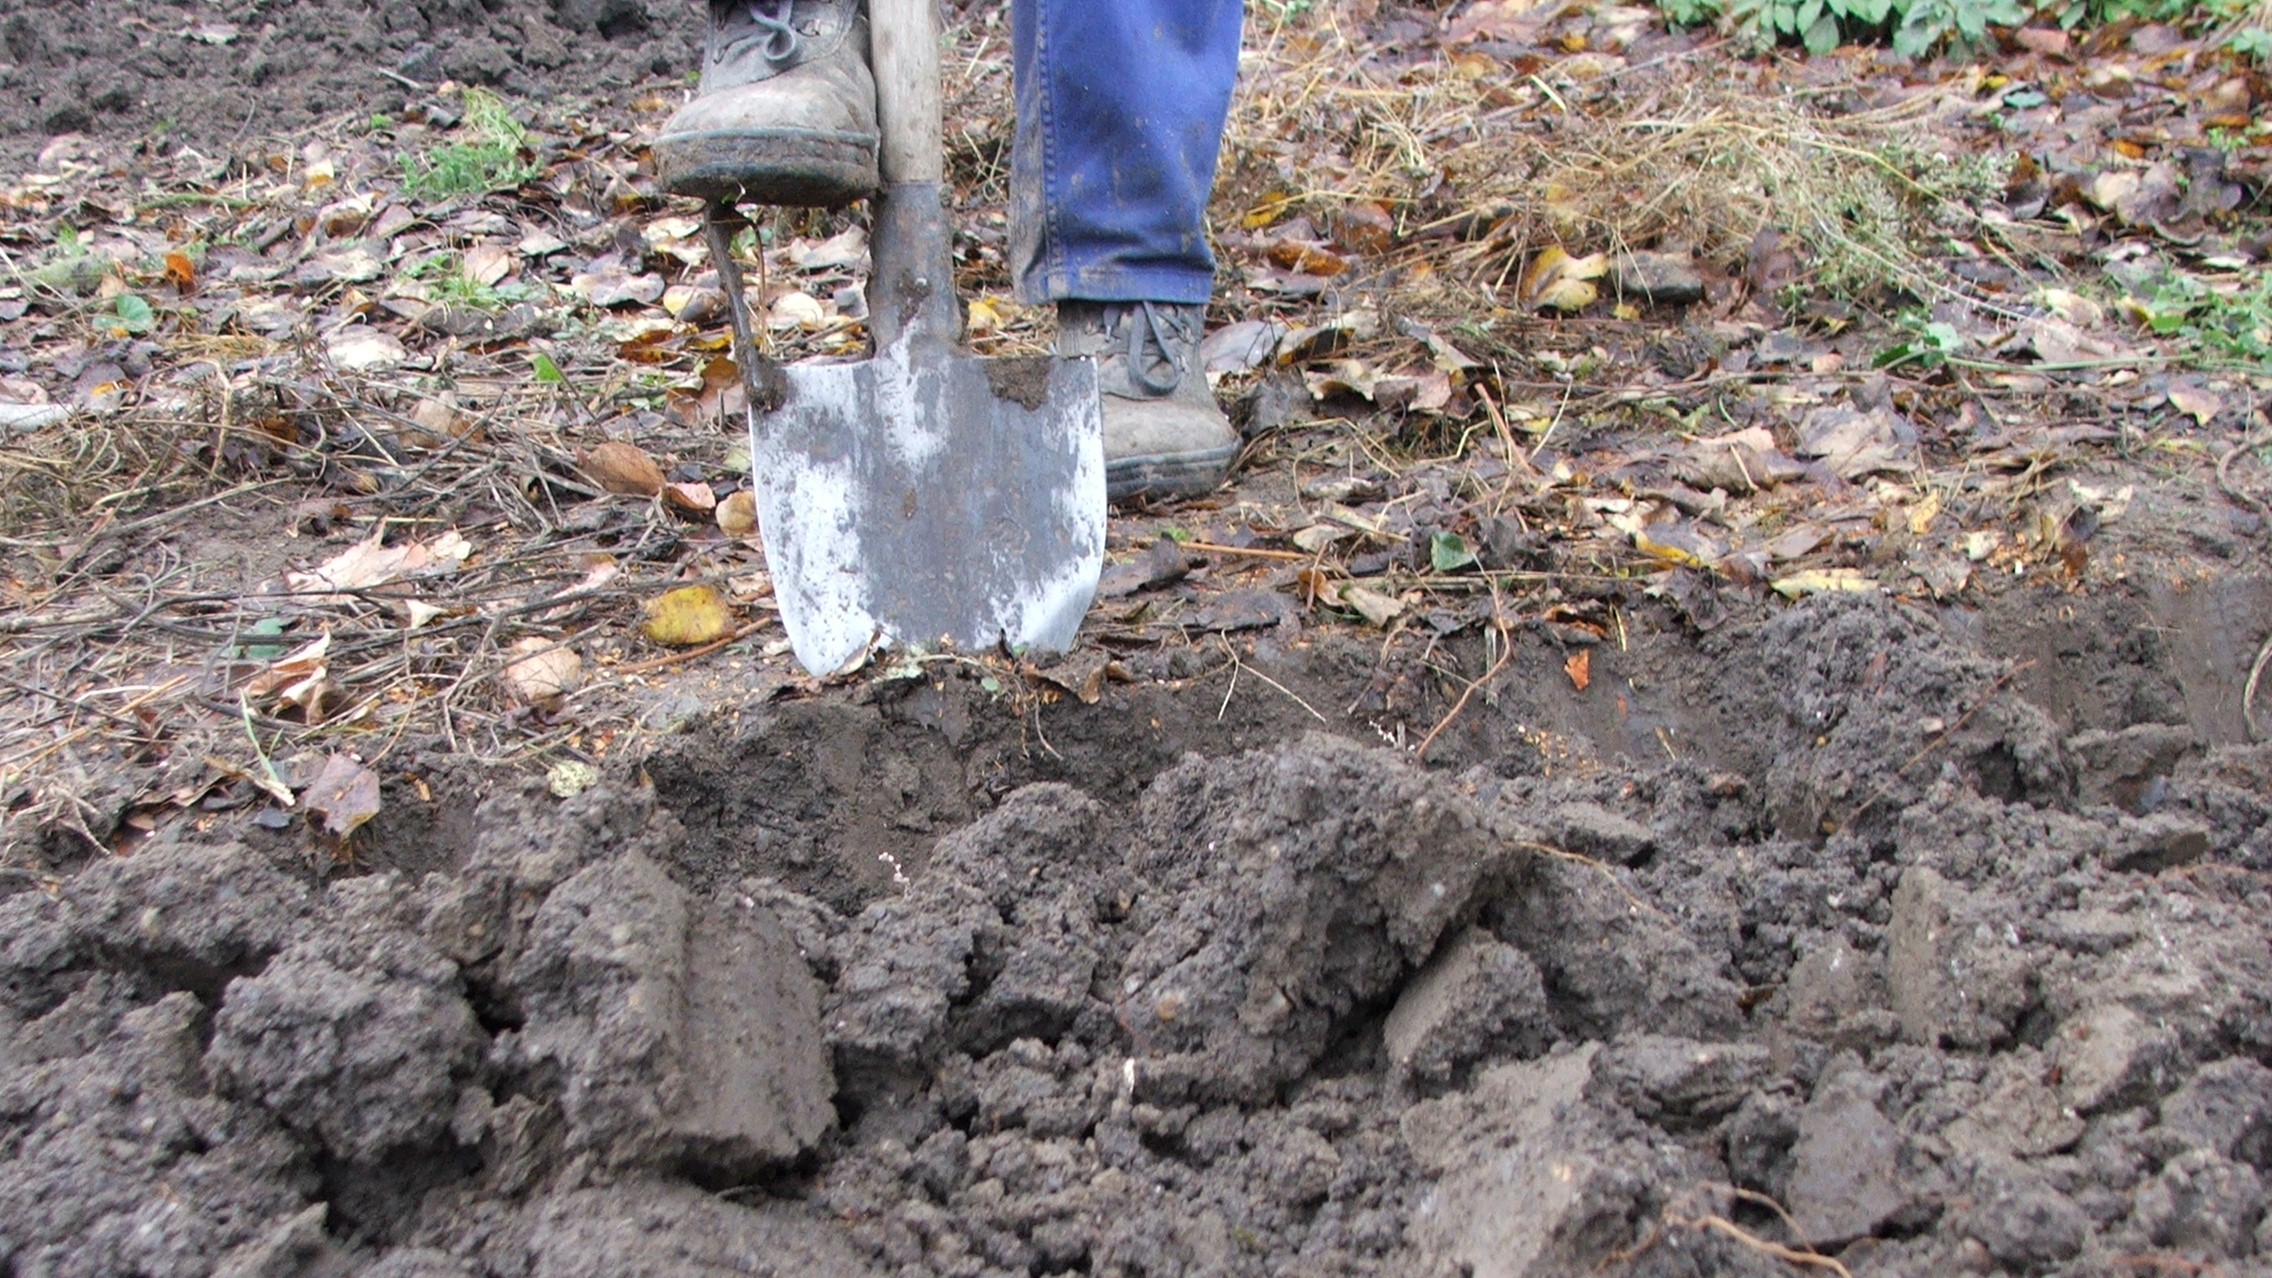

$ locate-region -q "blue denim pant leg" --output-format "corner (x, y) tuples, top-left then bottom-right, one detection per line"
(1009, 0), (1245, 306)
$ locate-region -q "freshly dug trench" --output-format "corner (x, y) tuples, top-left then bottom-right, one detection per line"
(5, 592), (2272, 1277)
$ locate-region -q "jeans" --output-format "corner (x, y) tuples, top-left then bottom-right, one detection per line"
(1009, 0), (1245, 306)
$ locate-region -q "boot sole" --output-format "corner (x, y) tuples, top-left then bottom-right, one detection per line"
(656, 128), (880, 208)
(1106, 444), (1239, 504)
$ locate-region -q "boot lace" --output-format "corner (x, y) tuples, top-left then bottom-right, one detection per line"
(719, 0), (802, 65)
(1118, 302), (1188, 396)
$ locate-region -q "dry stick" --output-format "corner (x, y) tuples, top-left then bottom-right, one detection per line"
(1180, 541), (1310, 563)
(1843, 661), (2035, 826)
(1414, 638), (1510, 761)
(614, 624), (766, 677)
(2243, 630), (2271, 744)
(2216, 420), (2268, 521)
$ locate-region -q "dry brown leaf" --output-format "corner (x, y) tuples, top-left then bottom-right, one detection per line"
(717, 490), (758, 538)
(580, 441), (666, 497)
(663, 481), (717, 515)
(642, 585), (735, 647)
(2166, 383), (2224, 426)
(326, 326), (407, 372)
(501, 636), (583, 711)
(462, 243), (513, 287)
(285, 529), (472, 595)
(1564, 648), (1591, 692)
(1337, 582), (1404, 629)
(300, 753), (382, 839)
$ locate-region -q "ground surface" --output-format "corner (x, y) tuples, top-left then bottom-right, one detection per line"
(3, 1), (2272, 1276)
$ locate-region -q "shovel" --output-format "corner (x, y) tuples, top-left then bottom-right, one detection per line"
(703, 0), (1105, 677)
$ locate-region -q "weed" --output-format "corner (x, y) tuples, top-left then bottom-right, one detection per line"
(1670, 0), (2260, 58)
(400, 89), (539, 199)
(410, 252), (535, 311)
(2133, 269), (2272, 368)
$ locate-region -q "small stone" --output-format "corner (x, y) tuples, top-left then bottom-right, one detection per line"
(1609, 250), (1706, 306)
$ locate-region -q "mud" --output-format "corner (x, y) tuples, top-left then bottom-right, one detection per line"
(0, 0), (700, 170)
(8, 585), (2272, 1277)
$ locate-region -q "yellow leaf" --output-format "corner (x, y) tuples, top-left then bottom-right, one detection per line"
(641, 586), (734, 647)
(1518, 246), (1607, 313)
(1634, 530), (1708, 569)
(1771, 568), (1878, 599)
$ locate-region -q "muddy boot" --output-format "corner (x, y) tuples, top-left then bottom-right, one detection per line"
(1057, 301), (1240, 503)
(655, 0), (880, 207)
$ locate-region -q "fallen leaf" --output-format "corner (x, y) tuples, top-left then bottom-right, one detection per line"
(580, 440), (666, 497)
(663, 481), (717, 515)
(501, 636), (583, 711)
(462, 243), (513, 287)
(163, 251), (197, 289)
(2165, 383), (2223, 426)
(642, 585), (735, 647)
(1796, 405), (1914, 479)
(326, 326), (407, 372)
(1519, 247), (1608, 312)
(1564, 648), (1591, 692)
(785, 225), (868, 270)
(1771, 568), (1879, 598)
(284, 529), (471, 596)
(716, 490), (758, 538)
(767, 290), (829, 330)
(243, 633), (331, 699)
(299, 753), (381, 839)
(571, 265), (667, 308)
(1337, 582), (1405, 628)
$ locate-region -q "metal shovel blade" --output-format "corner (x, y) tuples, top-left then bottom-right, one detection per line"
(750, 318), (1106, 676)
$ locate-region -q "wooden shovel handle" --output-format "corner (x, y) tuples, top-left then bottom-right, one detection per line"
(869, 0), (944, 185)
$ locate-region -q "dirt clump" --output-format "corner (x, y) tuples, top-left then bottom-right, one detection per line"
(7, 593), (2272, 1276)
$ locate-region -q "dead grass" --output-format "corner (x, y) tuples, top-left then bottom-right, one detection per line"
(1214, 11), (2005, 315)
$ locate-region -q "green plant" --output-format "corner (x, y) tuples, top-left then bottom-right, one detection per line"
(1873, 311), (1966, 369)
(2133, 269), (2272, 367)
(410, 252), (533, 310)
(400, 89), (539, 199)
(1660, 0), (1729, 24)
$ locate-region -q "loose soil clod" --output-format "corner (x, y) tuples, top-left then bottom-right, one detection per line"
(9, 591), (2272, 1277)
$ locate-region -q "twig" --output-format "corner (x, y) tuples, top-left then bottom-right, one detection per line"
(613, 624), (764, 677)
(1181, 540), (1310, 562)
(1415, 646), (1509, 760)
(1215, 637), (1328, 724)
(2243, 630), (2269, 744)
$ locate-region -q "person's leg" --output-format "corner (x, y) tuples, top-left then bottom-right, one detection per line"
(1009, 0), (1244, 305)
(1010, 0), (1247, 502)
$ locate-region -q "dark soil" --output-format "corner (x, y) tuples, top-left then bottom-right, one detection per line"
(9, 581), (2272, 1277)
(0, 0), (700, 170)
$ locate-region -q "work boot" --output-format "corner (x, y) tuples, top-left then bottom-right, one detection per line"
(1057, 301), (1240, 503)
(655, 0), (880, 207)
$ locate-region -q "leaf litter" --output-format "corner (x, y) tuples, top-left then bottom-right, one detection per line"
(0, 0), (2260, 862)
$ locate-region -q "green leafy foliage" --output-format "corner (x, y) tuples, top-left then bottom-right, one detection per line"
(111, 294), (156, 336)
(1665, 0), (2257, 59)
(2133, 270), (2272, 367)
(400, 89), (539, 199)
